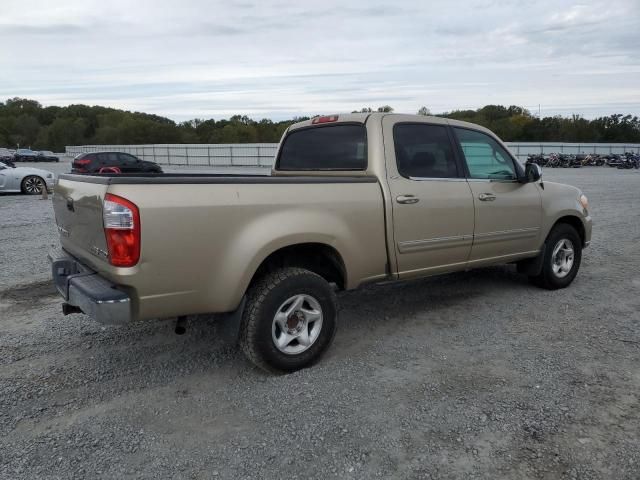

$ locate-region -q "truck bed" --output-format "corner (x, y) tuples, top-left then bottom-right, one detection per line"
(53, 172), (388, 321)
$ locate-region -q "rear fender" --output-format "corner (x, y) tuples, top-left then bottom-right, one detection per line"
(209, 209), (351, 312)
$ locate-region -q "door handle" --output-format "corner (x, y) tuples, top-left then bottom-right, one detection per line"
(478, 193), (496, 202)
(396, 195), (419, 204)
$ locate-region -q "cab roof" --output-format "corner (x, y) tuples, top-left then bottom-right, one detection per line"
(287, 112), (495, 137)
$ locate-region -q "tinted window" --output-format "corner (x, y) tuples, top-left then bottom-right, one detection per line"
(118, 153), (138, 164)
(278, 125), (367, 170)
(393, 124), (458, 178)
(454, 128), (517, 180)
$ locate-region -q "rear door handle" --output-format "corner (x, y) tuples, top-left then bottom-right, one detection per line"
(478, 193), (496, 202)
(396, 195), (419, 204)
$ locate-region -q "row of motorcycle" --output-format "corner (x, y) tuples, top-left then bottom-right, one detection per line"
(526, 152), (640, 169)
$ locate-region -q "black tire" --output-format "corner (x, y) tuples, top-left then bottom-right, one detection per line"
(21, 175), (45, 195)
(529, 223), (582, 290)
(239, 267), (337, 373)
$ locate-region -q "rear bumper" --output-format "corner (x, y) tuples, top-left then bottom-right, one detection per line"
(48, 248), (131, 325)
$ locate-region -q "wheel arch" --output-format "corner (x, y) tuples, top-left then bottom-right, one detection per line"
(249, 242), (347, 291)
(550, 215), (586, 247)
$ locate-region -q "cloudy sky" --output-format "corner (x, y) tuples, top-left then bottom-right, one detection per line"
(1, 0), (639, 120)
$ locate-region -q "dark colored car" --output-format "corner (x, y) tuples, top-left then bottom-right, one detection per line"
(13, 148), (38, 162)
(36, 150), (60, 162)
(0, 148), (14, 164)
(71, 152), (163, 174)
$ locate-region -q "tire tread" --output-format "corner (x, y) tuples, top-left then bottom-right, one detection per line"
(239, 267), (335, 373)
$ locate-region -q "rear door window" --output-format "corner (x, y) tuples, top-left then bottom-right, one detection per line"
(104, 153), (119, 163)
(393, 124), (459, 178)
(278, 124), (367, 170)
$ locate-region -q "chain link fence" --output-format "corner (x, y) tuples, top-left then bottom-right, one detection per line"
(66, 142), (640, 167)
(65, 144), (278, 167)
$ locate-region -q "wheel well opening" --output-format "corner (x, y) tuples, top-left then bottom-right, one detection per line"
(554, 216), (586, 246)
(252, 243), (346, 290)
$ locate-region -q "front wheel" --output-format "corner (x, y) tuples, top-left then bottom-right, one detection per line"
(529, 224), (582, 290)
(239, 267), (337, 373)
(21, 175), (45, 195)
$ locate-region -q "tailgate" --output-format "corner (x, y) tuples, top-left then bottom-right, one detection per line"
(53, 177), (110, 269)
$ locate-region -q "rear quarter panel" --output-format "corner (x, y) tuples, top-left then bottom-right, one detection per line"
(105, 181), (388, 320)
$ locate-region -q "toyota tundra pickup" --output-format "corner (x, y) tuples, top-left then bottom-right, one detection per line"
(50, 113), (592, 372)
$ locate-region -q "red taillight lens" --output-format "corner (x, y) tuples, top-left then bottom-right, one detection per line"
(103, 193), (140, 267)
(312, 115), (339, 124)
(75, 158), (91, 165)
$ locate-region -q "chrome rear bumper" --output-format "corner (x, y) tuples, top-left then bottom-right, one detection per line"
(48, 248), (131, 324)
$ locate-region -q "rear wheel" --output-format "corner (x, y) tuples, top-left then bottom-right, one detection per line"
(239, 267), (337, 373)
(21, 175), (45, 195)
(529, 224), (582, 290)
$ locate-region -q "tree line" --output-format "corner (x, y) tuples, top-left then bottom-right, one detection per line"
(1, 98), (639, 152)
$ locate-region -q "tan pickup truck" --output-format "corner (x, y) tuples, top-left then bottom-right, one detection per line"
(50, 113), (592, 372)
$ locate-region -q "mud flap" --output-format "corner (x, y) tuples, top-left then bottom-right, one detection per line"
(517, 245), (546, 276)
(217, 296), (246, 344)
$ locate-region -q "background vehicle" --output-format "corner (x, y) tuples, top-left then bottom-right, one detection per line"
(0, 161), (54, 194)
(50, 113), (592, 373)
(71, 152), (163, 174)
(0, 148), (14, 163)
(13, 148), (38, 162)
(36, 150), (60, 162)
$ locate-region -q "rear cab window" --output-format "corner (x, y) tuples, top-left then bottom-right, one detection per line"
(277, 124), (367, 171)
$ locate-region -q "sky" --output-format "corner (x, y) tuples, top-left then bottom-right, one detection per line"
(1, 0), (639, 121)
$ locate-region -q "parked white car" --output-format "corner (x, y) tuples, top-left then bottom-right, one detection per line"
(0, 161), (55, 194)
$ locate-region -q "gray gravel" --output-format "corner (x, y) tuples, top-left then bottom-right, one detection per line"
(1, 167), (639, 479)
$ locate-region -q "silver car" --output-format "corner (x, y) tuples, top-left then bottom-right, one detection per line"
(0, 161), (55, 194)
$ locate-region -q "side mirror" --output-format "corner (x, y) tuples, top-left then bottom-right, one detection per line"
(523, 163), (542, 183)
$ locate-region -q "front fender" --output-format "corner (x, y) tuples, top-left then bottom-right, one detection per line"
(539, 181), (592, 246)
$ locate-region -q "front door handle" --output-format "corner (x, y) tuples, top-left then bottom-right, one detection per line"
(396, 194), (419, 204)
(478, 193), (496, 202)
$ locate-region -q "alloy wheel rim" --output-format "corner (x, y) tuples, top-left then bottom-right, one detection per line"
(24, 177), (43, 194)
(551, 238), (574, 278)
(272, 294), (323, 355)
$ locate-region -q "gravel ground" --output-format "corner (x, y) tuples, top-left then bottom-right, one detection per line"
(1, 167), (639, 479)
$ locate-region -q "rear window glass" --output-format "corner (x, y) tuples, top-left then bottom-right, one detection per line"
(278, 124), (367, 170)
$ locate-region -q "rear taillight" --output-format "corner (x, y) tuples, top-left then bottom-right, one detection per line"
(75, 158), (91, 165)
(103, 193), (140, 267)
